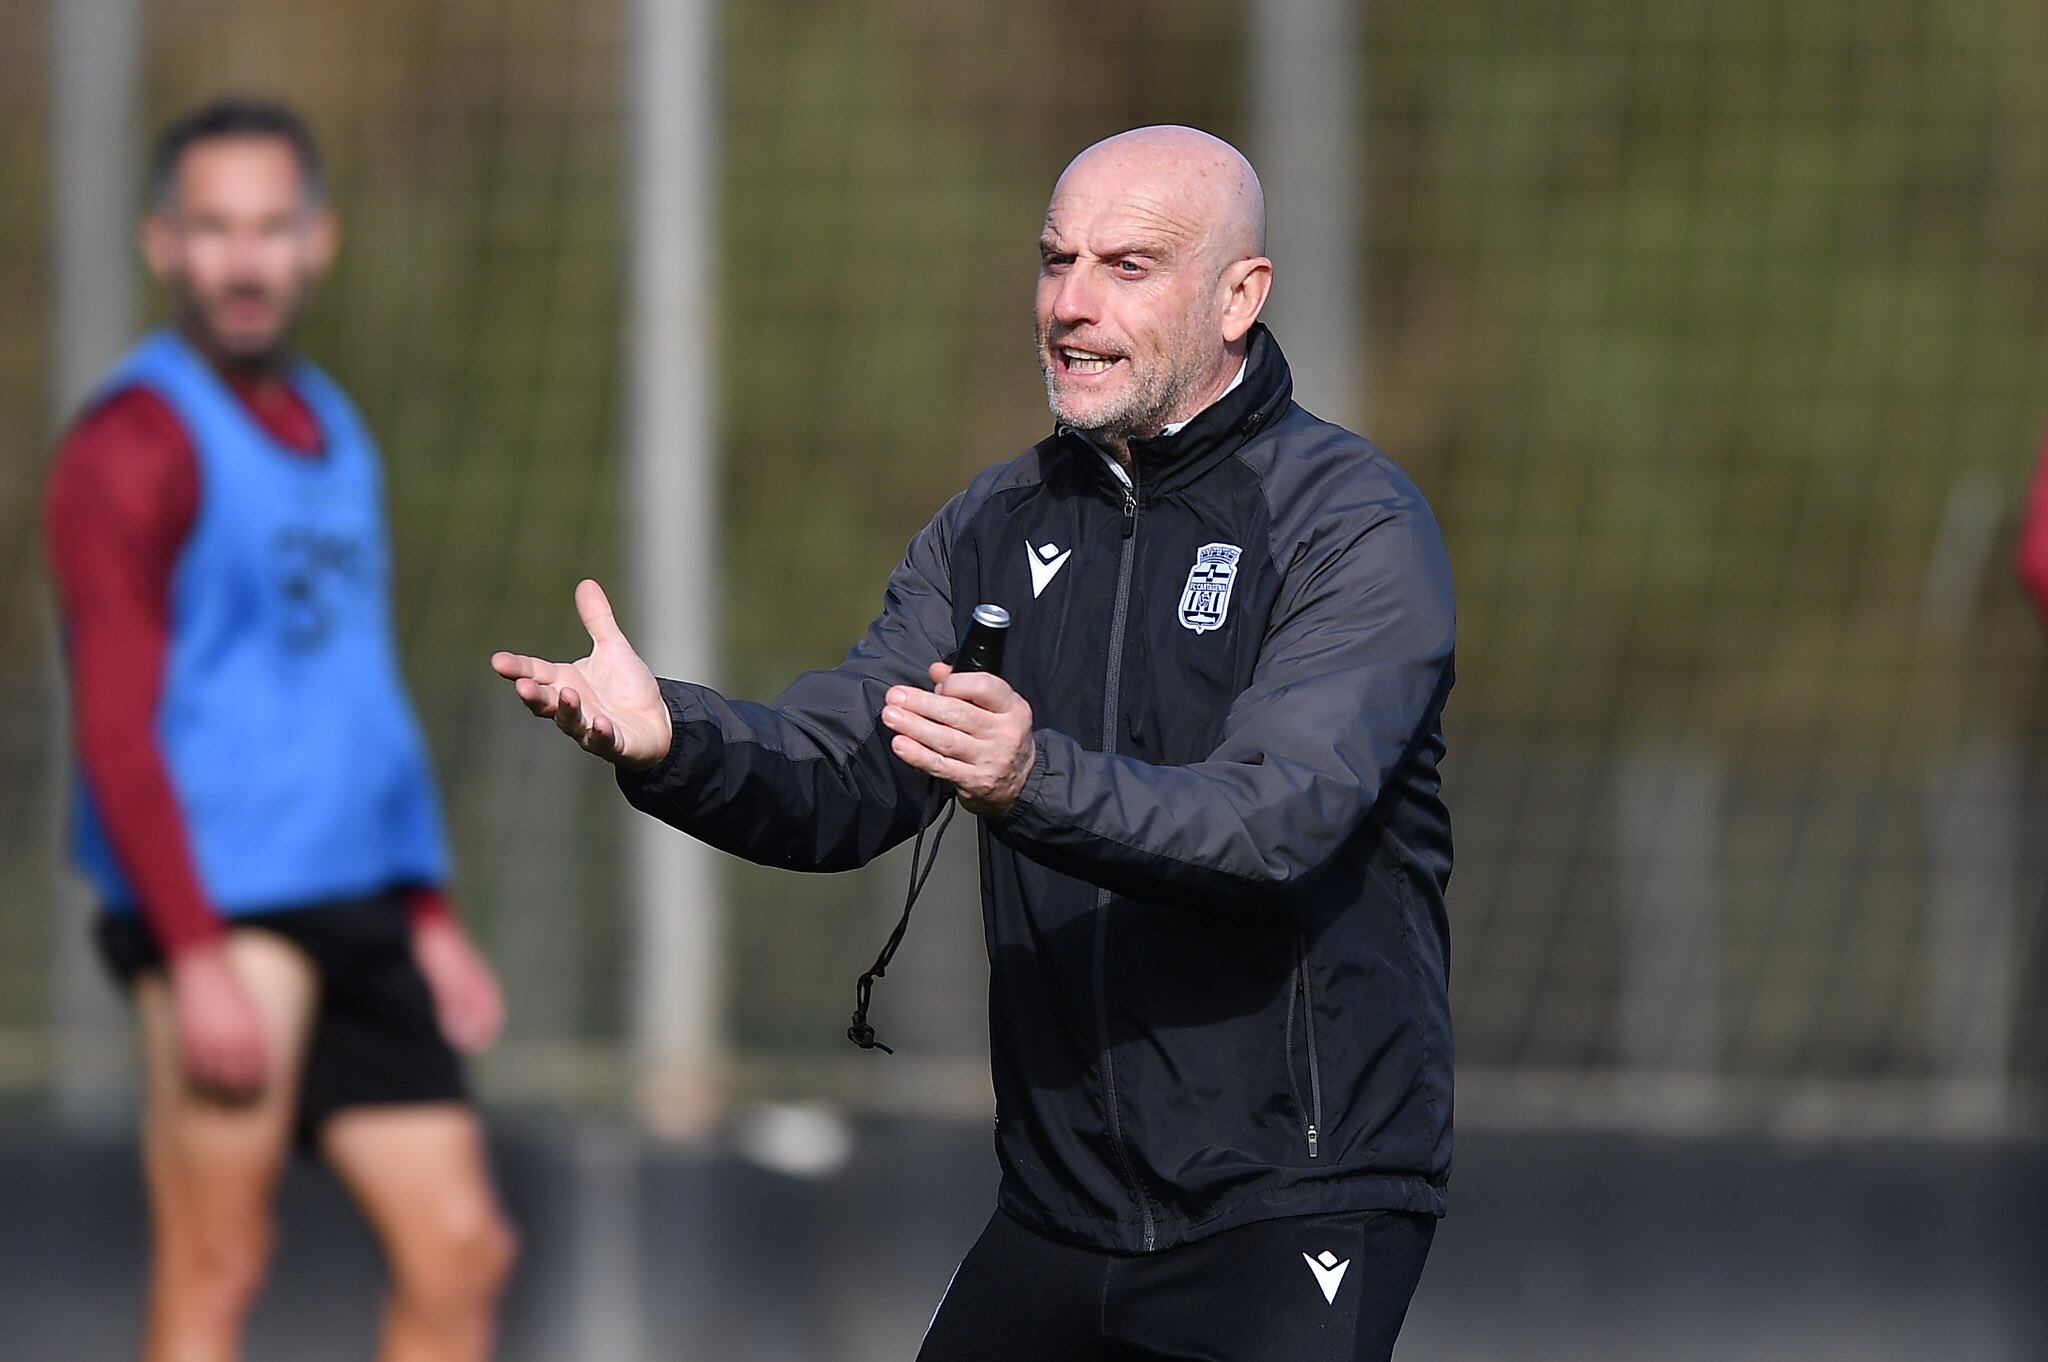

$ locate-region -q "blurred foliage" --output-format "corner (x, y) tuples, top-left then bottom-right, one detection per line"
(1, 0), (2043, 1083)
(1368, 0), (2048, 745)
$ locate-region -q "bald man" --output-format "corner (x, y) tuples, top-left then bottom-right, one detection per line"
(495, 126), (1456, 1361)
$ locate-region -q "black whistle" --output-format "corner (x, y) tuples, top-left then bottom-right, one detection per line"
(954, 603), (1010, 676)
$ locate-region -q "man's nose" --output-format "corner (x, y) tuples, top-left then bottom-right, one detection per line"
(223, 235), (266, 279)
(229, 223), (288, 266)
(1050, 268), (1099, 327)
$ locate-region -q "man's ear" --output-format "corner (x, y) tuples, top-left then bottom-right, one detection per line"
(305, 206), (340, 279)
(1219, 256), (1273, 344)
(140, 211), (176, 285)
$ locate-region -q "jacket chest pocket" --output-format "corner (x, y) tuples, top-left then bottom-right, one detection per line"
(1119, 545), (1271, 760)
(1117, 614), (1251, 761)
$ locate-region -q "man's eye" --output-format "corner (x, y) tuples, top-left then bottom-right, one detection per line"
(1115, 259), (1146, 276)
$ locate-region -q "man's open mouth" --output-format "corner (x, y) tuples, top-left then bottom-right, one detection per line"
(1057, 346), (1122, 377)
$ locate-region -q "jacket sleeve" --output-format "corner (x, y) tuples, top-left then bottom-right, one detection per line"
(992, 492), (1455, 908)
(613, 495), (964, 871)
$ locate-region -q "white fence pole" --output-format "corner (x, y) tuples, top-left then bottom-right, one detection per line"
(1927, 736), (2017, 1129)
(1250, 0), (1365, 430)
(47, 0), (143, 1132)
(625, 0), (727, 1141)
(1616, 744), (1721, 1076)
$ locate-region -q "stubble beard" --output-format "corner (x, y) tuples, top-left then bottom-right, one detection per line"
(1037, 305), (1221, 448)
(178, 276), (307, 373)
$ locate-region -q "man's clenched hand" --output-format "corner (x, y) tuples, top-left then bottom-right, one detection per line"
(410, 912), (506, 1055)
(882, 662), (1036, 816)
(167, 944), (269, 1101)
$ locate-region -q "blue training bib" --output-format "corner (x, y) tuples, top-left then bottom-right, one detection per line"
(69, 329), (452, 915)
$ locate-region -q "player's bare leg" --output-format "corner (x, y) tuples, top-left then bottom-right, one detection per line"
(135, 931), (317, 1362)
(320, 1106), (517, 1362)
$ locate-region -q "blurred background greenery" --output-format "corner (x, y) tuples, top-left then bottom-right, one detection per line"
(2, 0), (2044, 1108)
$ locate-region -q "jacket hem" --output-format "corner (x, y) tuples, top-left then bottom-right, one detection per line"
(997, 1171), (1448, 1255)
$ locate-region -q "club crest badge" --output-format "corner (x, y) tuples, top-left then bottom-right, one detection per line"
(1177, 542), (1242, 634)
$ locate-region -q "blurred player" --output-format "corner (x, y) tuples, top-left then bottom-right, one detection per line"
(44, 98), (516, 1362)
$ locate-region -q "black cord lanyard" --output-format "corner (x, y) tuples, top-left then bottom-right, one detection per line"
(846, 604), (1009, 1053)
(846, 777), (956, 1053)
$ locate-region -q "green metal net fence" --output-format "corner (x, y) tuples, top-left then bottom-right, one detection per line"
(1, 0), (2044, 1127)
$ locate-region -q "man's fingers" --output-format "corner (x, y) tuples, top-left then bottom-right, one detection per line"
(452, 1006), (497, 1055)
(473, 968), (507, 1049)
(492, 651), (559, 684)
(514, 676), (560, 716)
(189, 1038), (264, 1102)
(886, 684), (994, 735)
(558, 687), (626, 761)
(187, 1046), (228, 1091)
(934, 669), (1020, 712)
(519, 669), (629, 764)
(555, 686), (589, 737)
(229, 1047), (266, 1096)
(226, 1028), (267, 1093)
(575, 579), (624, 645)
(889, 733), (976, 786)
(446, 981), (502, 1054)
(883, 702), (973, 759)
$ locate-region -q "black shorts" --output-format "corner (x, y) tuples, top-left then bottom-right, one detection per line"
(918, 1206), (1435, 1362)
(97, 892), (467, 1148)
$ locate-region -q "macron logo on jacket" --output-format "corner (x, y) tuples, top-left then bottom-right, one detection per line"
(1027, 540), (1071, 597)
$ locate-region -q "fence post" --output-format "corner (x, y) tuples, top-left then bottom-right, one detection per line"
(625, 0), (726, 1142)
(1250, 0), (1365, 430)
(1927, 736), (2017, 1129)
(1616, 744), (1721, 1077)
(47, 0), (143, 1133)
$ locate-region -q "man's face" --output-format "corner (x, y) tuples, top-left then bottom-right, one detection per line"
(1034, 173), (1228, 443)
(143, 136), (335, 364)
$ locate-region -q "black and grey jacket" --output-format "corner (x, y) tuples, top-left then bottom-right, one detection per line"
(619, 325), (1456, 1253)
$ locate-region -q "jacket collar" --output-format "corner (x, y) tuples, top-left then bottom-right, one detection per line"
(1056, 323), (1295, 500)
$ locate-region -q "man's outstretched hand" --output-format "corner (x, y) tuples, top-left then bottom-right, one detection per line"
(491, 579), (673, 770)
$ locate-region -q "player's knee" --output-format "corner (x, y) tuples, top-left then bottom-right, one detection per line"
(161, 1221), (275, 1329)
(393, 1203), (518, 1317)
(473, 1211), (519, 1298)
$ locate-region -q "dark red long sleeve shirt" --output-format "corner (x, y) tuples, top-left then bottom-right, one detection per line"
(2018, 433), (2048, 629)
(44, 367), (451, 958)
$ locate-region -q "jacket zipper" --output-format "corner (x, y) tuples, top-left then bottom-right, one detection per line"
(1094, 464), (1156, 1250)
(1297, 936), (1323, 1159)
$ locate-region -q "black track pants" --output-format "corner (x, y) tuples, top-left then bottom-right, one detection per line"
(917, 1207), (1435, 1362)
